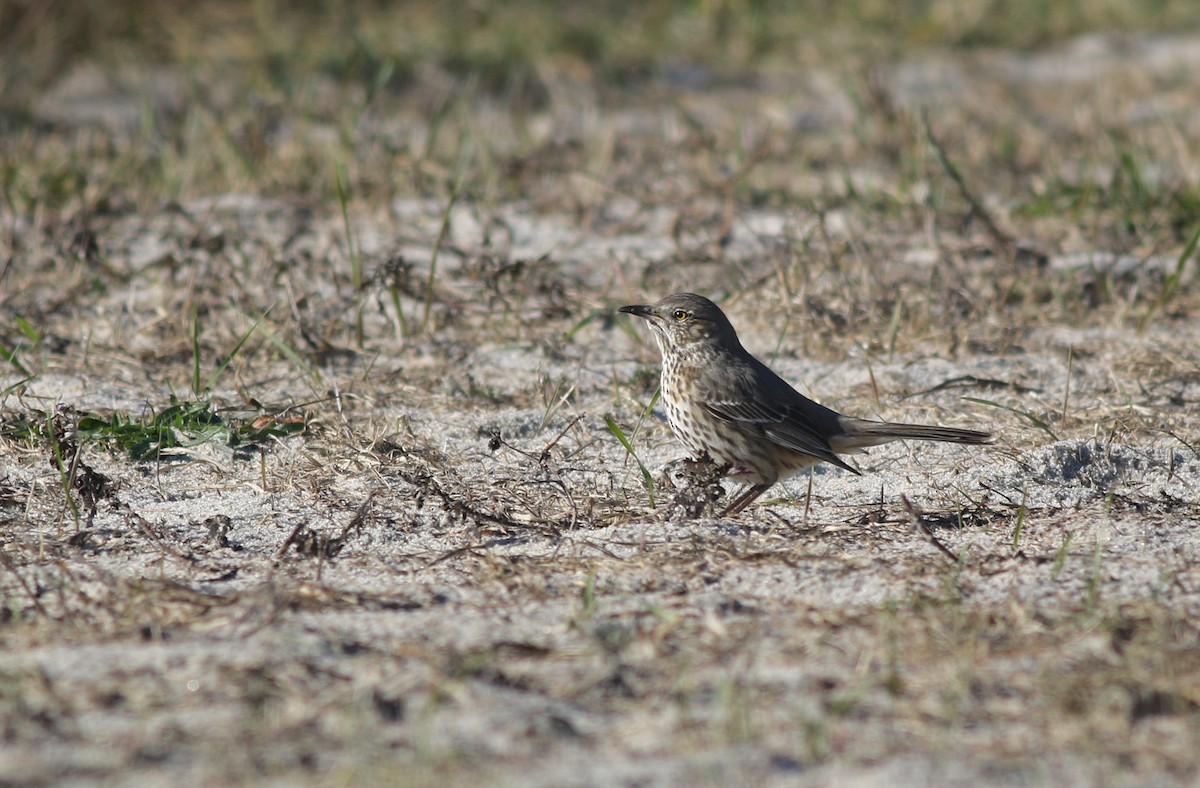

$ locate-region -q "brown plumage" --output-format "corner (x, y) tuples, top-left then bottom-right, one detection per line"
(619, 293), (992, 516)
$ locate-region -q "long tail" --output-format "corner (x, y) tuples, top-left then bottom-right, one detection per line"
(834, 418), (993, 450)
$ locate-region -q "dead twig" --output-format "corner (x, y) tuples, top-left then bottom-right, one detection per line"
(902, 375), (1041, 399)
(900, 494), (958, 562)
(922, 111), (1047, 267)
(0, 548), (53, 619)
(398, 468), (567, 535)
(277, 490), (376, 561)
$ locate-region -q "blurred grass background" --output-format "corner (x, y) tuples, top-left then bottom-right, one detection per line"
(2, 0), (1198, 221)
(5, 0), (1200, 94)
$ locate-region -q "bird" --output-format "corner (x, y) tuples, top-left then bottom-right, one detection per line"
(618, 293), (992, 516)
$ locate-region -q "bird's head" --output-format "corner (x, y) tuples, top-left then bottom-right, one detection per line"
(618, 293), (739, 356)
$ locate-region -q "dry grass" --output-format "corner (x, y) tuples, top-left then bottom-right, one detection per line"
(2, 2), (1200, 785)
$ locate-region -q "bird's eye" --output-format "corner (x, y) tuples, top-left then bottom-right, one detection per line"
(672, 310), (688, 321)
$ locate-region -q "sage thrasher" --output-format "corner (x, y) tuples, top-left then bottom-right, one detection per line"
(620, 293), (992, 516)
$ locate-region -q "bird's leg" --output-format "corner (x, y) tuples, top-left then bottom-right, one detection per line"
(722, 484), (770, 517)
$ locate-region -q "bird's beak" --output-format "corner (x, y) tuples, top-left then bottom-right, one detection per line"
(619, 304), (654, 319)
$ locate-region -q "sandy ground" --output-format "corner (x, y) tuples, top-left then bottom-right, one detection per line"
(3, 31), (1200, 787)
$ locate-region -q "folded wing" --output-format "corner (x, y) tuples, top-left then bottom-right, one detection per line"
(703, 398), (860, 474)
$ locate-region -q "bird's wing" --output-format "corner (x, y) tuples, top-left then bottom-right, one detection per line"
(703, 397), (860, 474)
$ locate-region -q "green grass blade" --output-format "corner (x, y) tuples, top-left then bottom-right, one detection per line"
(2, 375), (34, 396)
(1142, 222), (1200, 329)
(423, 176), (462, 334)
(0, 342), (30, 375)
(630, 388), (660, 447)
(14, 316), (40, 344)
(204, 317), (261, 392)
(1051, 531), (1073, 580)
(605, 414), (655, 508)
(335, 163), (362, 290)
(258, 323), (316, 381)
(230, 307), (318, 384)
(335, 163), (366, 347)
(190, 307), (203, 396)
(46, 410), (81, 525)
(563, 310), (599, 342)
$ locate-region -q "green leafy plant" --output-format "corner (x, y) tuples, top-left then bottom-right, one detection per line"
(77, 399), (305, 461)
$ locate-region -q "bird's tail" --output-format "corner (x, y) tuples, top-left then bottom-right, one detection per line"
(833, 418), (993, 451)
